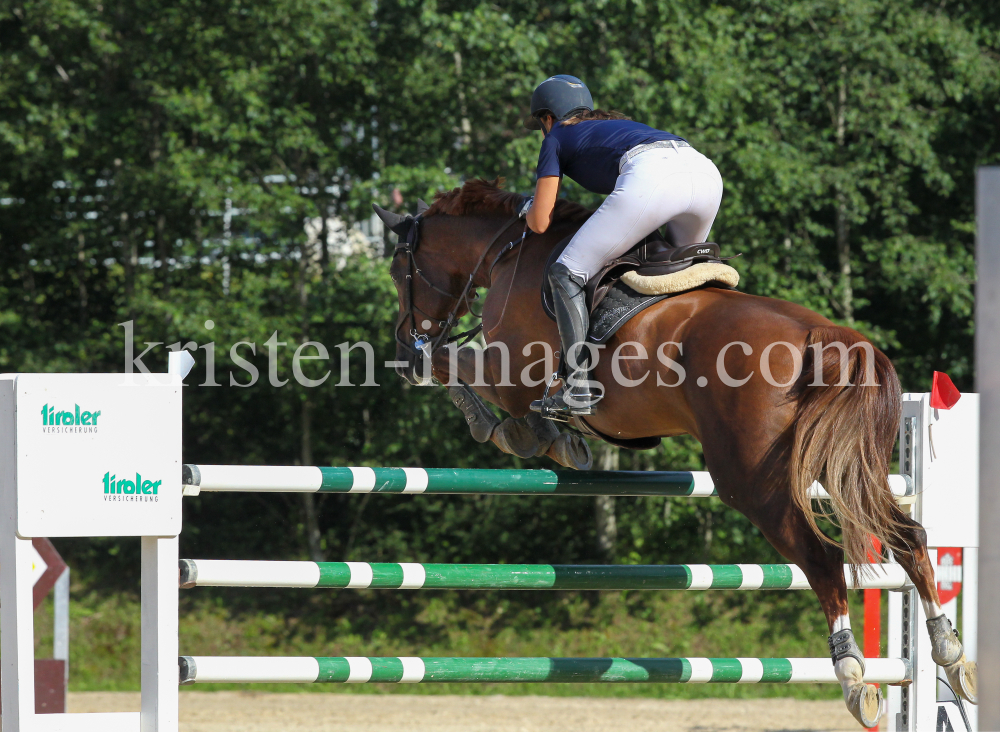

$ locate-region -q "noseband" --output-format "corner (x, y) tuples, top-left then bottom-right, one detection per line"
(393, 214), (528, 361)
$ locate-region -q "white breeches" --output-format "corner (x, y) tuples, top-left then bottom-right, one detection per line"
(556, 145), (724, 282)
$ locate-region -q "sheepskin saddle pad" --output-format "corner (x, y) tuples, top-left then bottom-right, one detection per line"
(620, 261), (739, 295)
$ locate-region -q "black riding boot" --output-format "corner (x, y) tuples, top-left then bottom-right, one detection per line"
(530, 263), (603, 419)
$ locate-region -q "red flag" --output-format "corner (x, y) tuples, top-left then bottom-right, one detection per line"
(930, 371), (961, 410)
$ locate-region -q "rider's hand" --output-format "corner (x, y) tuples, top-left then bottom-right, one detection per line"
(518, 196), (534, 219)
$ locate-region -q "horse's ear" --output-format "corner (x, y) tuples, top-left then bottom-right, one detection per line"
(416, 199), (430, 214)
(372, 203), (411, 237)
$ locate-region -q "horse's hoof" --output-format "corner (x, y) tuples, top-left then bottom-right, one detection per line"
(944, 655), (977, 704)
(525, 412), (560, 457)
(492, 418), (541, 459)
(845, 682), (882, 728)
(547, 433), (593, 470)
(927, 615), (964, 666)
(448, 385), (499, 443)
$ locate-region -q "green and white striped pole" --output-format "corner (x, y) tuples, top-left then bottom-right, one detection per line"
(179, 559), (912, 591)
(183, 465), (911, 499)
(178, 656), (910, 685)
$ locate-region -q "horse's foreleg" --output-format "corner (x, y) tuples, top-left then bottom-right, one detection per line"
(889, 506), (977, 703)
(739, 493), (881, 728)
(516, 412), (592, 469)
(433, 347), (503, 444)
(435, 348), (541, 459)
(447, 382), (500, 443)
(435, 348), (592, 468)
(494, 411), (593, 468)
(447, 381), (545, 458)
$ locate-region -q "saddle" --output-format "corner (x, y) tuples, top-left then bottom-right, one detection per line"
(541, 230), (737, 344)
(538, 231), (738, 451)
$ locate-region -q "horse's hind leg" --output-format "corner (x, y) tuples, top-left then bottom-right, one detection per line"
(730, 489), (881, 727)
(888, 505), (977, 703)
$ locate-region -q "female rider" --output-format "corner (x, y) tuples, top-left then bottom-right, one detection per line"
(522, 75), (724, 419)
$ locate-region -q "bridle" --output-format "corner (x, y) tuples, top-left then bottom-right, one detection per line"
(392, 213), (529, 361)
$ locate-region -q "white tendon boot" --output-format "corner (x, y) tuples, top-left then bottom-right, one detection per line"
(829, 629), (882, 728)
(927, 614), (978, 703)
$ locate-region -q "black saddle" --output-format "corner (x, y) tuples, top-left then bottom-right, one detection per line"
(541, 229), (734, 344)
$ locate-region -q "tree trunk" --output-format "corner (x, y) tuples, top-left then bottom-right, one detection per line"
(22, 250), (40, 326)
(298, 237), (325, 561)
(453, 51), (472, 152)
(699, 506), (714, 563)
(834, 63), (853, 323)
(121, 213), (136, 322)
(836, 193), (852, 322)
(595, 445), (618, 559)
(318, 199), (329, 270)
(300, 396), (325, 562)
(222, 199), (232, 296)
(156, 213), (169, 297)
(76, 233), (88, 329)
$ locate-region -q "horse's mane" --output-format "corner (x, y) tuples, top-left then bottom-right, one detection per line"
(425, 177), (592, 224)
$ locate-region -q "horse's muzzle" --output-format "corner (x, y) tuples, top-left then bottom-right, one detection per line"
(395, 352), (435, 387)
(395, 361), (419, 385)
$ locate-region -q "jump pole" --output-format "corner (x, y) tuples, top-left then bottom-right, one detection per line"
(178, 656), (911, 685)
(181, 465), (911, 498)
(177, 559), (912, 591)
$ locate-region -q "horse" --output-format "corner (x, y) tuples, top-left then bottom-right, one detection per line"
(372, 178), (976, 727)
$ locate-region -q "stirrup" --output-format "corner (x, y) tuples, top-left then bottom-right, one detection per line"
(529, 393), (595, 420)
(529, 398), (571, 422)
(530, 373), (571, 421)
(529, 373), (599, 421)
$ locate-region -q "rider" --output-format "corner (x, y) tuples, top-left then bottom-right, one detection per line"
(522, 74), (723, 418)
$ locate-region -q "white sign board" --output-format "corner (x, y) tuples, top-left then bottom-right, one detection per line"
(0, 373), (182, 538)
(902, 392), (980, 548)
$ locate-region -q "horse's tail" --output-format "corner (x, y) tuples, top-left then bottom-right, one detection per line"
(788, 325), (905, 580)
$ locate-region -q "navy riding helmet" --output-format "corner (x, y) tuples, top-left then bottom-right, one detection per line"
(524, 75), (594, 130)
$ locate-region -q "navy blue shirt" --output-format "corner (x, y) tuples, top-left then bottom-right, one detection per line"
(535, 119), (686, 194)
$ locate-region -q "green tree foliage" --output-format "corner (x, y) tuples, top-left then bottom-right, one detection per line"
(1, 0), (998, 645)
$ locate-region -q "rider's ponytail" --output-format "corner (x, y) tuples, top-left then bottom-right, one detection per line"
(560, 109), (631, 125)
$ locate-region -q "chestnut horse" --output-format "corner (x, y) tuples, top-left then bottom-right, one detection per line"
(373, 179), (975, 727)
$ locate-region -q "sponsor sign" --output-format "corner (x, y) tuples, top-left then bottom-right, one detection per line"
(0, 373), (182, 538)
(937, 547), (962, 605)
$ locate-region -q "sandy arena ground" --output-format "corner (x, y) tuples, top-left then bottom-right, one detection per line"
(70, 691), (874, 731)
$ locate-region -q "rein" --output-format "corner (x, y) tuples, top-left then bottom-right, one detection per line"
(394, 214), (528, 360)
